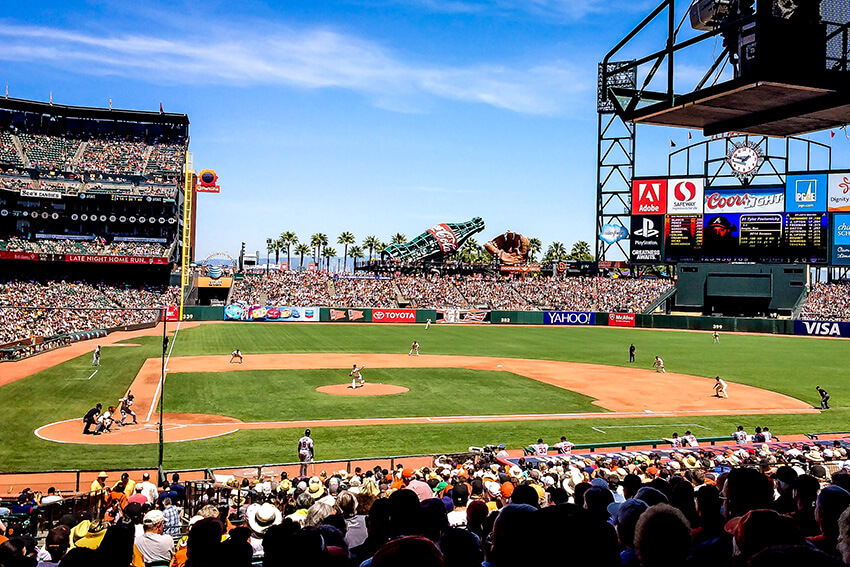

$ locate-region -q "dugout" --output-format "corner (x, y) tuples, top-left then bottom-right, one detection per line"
(674, 263), (806, 317)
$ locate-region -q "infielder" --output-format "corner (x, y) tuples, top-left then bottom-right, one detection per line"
(230, 349), (243, 364)
(408, 341), (420, 356)
(350, 364), (365, 389)
(714, 376), (728, 398)
(653, 356), (665, 373)
(117, 394), (137, 425)
(297, 429), (314, 477)
(92, 345), (101, 367)
(816, 386), (830, 409)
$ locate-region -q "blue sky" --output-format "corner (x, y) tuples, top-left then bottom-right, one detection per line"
(1, 0), (848, 263)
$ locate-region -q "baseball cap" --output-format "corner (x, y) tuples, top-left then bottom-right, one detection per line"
(143, 510), (165, 525)
(724, 509), (802, 556)
(402, 468), (415, 479)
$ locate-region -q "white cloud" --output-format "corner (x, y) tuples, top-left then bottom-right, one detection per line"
(392, 0), (654, 21)
(0, 22), (590, 115)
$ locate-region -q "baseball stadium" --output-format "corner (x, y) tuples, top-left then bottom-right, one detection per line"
(3, 1), (850, 565)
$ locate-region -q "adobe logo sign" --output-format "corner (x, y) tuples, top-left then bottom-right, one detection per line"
(666, 178), (704, 214)
(632, 180), (667, 215)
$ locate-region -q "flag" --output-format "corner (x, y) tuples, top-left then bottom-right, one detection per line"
(49, 91), (53, 105)
(831, 130), (836, 138)
(159, 101), (164, 113)
(670, 140), (676, 147)
(109, 98), (112, 110)
(4, 85), (7, 98)
(688, 131), (693, 140)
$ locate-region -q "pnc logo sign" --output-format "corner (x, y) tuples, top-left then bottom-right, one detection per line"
(633, 179), (667, 215)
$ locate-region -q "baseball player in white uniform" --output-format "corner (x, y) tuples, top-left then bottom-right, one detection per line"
(408, 341), (420, 356)
(732, 426), (748, 444)
(553, 436), (575, 454)
(653, 356), (666, 373)
(425, 318), (431, 330)
(230, 349), (243, 364)
(92, 345), (101, 366)
(682, 431), (699, 447)
(350, 364), (365, 389)
(714, 376), (728, 398)
(713, 330), (719, 343)
(297, 429), (314, 476)
(117, 394), (137, 425)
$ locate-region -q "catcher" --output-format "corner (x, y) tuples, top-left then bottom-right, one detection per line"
(484, 231), (530, 265)
(349, 364), (366, 389)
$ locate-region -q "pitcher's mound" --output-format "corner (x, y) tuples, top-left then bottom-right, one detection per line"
(317, 383), (409, 396)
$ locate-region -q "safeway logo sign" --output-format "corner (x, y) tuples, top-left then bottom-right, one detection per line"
(633, 217), (659, 238)
(372, 309), (416, 323)
(632, 180), (667, 215)
(667, 178), (704, 214)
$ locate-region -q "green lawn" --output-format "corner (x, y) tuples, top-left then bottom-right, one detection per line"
(0, 322), (847, 472)
(166, 368), (602, 421)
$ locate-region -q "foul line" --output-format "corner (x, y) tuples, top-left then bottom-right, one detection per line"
(86, 370), (98, 381)
(145, 321), (182, 424)
(592, 423), (711, 434)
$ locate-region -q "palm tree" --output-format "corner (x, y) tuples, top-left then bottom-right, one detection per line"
(459, 238), (479, 263)
(269, 239), (283, 265)
(349, 245), (364, 269)
(570, 240), (593, 261)
(322, 246), (337, 272)
(310, 233), (326, 263)
(337, 231), (356, 273)
(280, 231), (298, 269)
(528, 237), (542, 262)
(295, 243), (311, 270)
(362, 235), (380, 261)
(375, 241), (387, 258)
(390, 233), (407, 245)
(545, 242), (568, 262)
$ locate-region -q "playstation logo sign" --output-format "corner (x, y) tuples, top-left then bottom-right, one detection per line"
(634, 217), (659, 238)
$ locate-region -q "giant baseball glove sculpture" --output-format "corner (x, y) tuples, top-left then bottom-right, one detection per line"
(484, 231), (531, 264)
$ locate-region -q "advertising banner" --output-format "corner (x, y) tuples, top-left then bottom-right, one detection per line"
(630, 215), (664, 264)
(0, 251), (38, 261)
(828, 172), (850, 212)
(632, 179), (667, 215)
(700, 213), (827, 264)
(786, 174), (827, 213)
(163, 306), (179, 322)
(197, 277), (233, 288)
(500, 265), (541, 274)
(372, 308), (416, 323)
(832, 213), (850, 265)
(328, 308), (370, 322)
(704, 188), (784, 214)
(608, 313), (636, 327)
(224, 304), (320, 322)
(65, 254), (169, 265)
(667, 178), (704, 214)
(21, 188), (61, 199)
(437, 309), (489, 324)
(544, 311), (595, 325)
(794, 320), (850, 337)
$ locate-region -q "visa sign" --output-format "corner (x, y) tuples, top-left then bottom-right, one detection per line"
(794, 320), (850, 337)
(544, 311), (596, 325)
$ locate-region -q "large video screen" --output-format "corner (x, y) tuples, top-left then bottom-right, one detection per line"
(631, 173), (840, 265)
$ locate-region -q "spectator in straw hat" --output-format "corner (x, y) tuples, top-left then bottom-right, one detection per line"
(246, 502), (282, 557)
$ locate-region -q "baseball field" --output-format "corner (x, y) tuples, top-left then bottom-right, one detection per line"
(3, 321), (848, 473)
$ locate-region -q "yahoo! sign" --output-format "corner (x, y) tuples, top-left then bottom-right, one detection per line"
(544, 311), (596, 326)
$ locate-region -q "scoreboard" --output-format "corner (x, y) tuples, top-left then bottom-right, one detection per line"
(630, 173), (845, 265)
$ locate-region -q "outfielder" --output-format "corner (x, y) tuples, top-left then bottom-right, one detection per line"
(297, 429), (314, 477)
(117, 394), (138, 425)
(92, 345), (102, 367)
(408, 341), (420, 356)
(230, 349), (243, 364)
(714, 376), (728, 398)
(653, 356), (666, 373)
(425, 318), (431, 330)
(350, 364), (365, 389)
(713, 330), (719, 343)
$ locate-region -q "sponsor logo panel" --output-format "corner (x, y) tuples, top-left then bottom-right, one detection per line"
(608, 313), (636, 327)
(632, 180), (667, 215)
(786, 174), (827, 212)
(65, 255), (168, 265)
(794, 320), (850, 337)
(667, 178), (704, 214)
(224, 305), (320, 322)
(704, 188), (784, 213)
(426, 224), (459, 254)
(372, 309), (416, 323)
(544, 311), (595, 325)
(630, 215), (664, 264)
(828, 173), (850, 212)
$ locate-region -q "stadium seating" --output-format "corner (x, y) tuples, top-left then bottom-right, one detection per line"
(77, 138), (148, 175)
(145, 143), (185, 175)
(18, 133), (81, 171)
(0, 132), (23, 165)
(800, 282), (850, 321)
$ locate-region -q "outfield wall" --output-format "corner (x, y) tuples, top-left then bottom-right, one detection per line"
(211, 305), (849, 337)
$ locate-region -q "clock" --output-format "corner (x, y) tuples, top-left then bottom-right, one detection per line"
(726, 140), (763, 183)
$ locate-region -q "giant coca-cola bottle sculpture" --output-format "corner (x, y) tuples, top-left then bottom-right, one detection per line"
(383, 217), (485, 262)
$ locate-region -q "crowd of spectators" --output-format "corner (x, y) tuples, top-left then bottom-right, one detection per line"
(76, 139), (148, 176)
(0, 133), (22, 166)
(0, 175), (33, 192)
(229, 271), (673, 312)
(17, 133), (81, 171)
(8, 437), (850, 566)
(1, 238), (169, 258)
(800, 282), (850, 321)
(0, 280), (179, 346)
(0, 174), (176, 199)
(145, 143), (185, 175)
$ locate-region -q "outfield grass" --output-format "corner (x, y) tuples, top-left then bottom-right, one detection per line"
(166, 368), (602, 421)
(0, 322), (847, 472)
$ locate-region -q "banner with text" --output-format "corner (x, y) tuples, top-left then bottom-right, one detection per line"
(608, 313), (636, 327)
(794, 320), (850, 337)
(372, 308), (416, 323)
(65, 254), (169, 265)
(224, 304), (320, 322)
(437, 309), (489, 324)
(544, 311), (596, 325)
